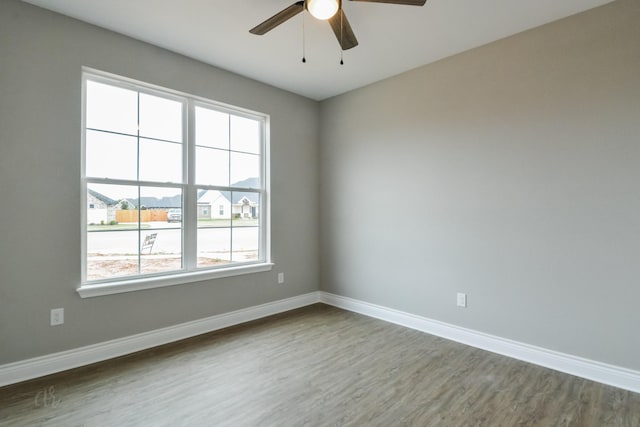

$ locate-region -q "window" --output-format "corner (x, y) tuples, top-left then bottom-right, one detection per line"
(80, 70), (270, 296)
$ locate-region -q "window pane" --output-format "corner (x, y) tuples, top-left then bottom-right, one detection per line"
(139, 185), (182, 216)
(86, 130), (137, 180)
(139, 185), (182, 272)
(197, 188), (231, 226)
(139, 93), (182, 142)
(230, 152), (260, 188)
(197, 227), (231, 268)
(139, 139), (182, 183)
(86, 81), (137, 135)
(195, 106), (229, 150)
(87, 230), (139, 281)
(230, 116), (260, 154)
(87, 183), (139, 223)
(231, 227), (259, 263)
(196, 147), (229, 186)
(231, 191), (259, 263)
(140, 229), (182, 274)
(230, 191), (259, 224)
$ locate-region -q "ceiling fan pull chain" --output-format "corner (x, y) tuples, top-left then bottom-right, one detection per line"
(302, 4), (307, 63)
(339, 3), (344, 65)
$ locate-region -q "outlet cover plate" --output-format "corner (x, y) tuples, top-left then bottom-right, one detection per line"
(457, 293), (467, 308)
(50, 308), (64, 326)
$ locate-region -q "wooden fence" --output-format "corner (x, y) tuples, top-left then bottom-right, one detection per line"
(116, 209), (168, 223)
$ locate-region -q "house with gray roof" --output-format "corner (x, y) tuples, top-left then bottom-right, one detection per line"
(87, 189), (117, 224)
(197, 178), (260, 220)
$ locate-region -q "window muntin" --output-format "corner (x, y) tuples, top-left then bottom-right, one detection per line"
(82, 71), (268, 287)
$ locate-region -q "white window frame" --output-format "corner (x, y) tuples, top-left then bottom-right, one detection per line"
(78, 68), (272, 298)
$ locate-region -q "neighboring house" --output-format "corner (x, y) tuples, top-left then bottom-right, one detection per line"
(87, 189), (117, 224)
(197, 177), (259, 220)
(197, 190), (231, 220)
(233, 195), (258, 219)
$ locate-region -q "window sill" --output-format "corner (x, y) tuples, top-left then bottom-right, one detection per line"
(77, 263), (274, 298)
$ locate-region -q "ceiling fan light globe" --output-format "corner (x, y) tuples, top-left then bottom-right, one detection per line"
(307, 0), (339, 20)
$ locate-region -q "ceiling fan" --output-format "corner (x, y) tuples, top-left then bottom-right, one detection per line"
(249, 0), (427, 51)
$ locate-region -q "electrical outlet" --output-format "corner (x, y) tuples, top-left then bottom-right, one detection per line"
(278, 272), (284, 284)
(50, 308), (64, 326)
(456, 293), (467, 308)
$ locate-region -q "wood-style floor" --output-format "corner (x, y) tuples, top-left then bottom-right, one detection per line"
(1, 304), (638, 426)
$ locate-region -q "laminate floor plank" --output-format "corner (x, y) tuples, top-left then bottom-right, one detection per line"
(1, 304), (638, 426)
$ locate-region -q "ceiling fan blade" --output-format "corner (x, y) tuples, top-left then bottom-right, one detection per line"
(348, 0), (426, 5)
(249, 1), (305, 35)
(328, 9), (359, 50)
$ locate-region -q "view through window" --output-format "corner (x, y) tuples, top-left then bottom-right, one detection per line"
(83, 72), (267, 284)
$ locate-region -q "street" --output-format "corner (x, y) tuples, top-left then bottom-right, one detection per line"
(87, 222), (259, 255)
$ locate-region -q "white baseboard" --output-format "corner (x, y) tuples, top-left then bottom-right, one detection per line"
(319, 291), (640, 394)
(0, 292), (321, 387)
(3, 290), (639, 394)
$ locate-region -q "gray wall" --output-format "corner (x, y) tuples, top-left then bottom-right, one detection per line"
(2, 0), (638, 374)
(0, 0), (319, 364)
(320, 0), (640, 370)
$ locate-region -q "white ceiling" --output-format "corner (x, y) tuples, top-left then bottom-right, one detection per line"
(23, 0), (614, 101)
